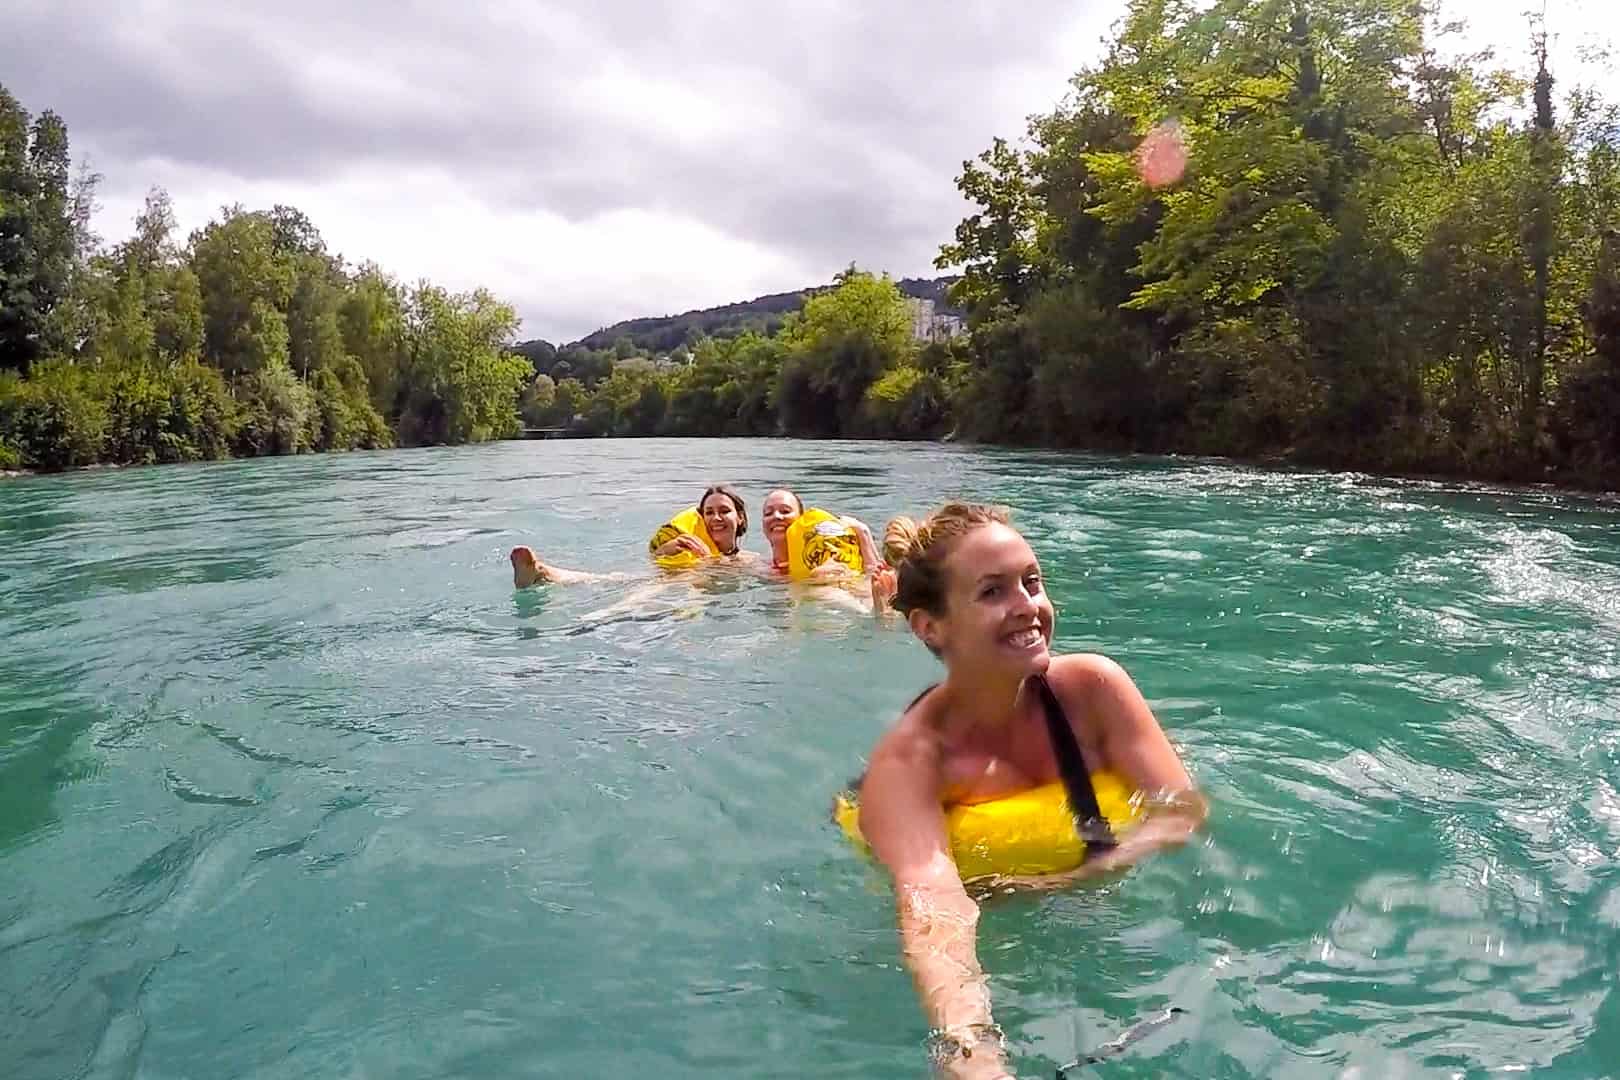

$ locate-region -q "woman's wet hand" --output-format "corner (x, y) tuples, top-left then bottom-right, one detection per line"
(871, 566), (898, 612)
(654, 534), (711, 558)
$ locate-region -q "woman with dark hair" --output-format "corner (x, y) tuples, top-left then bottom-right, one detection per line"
(511, 484), (754, 588)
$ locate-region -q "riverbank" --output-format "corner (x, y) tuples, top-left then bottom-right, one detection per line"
(5, 434), (1618, 503)
(1, 460), (131, 482)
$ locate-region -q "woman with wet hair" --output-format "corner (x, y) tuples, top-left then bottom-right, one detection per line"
(511, 484), (753, 587)
(848, 501), (1205, 1079)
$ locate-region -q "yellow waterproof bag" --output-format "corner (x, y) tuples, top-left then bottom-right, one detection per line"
(833, 771), (1142, 880)
(785, 508), (865, 579)
(648, 507), (719, 570)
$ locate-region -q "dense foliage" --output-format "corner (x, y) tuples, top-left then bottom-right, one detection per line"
(932, 0), (1620, 487)
(0, 87), (529, 470)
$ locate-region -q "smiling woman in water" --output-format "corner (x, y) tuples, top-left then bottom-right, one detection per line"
(842, 502), (1206, 1079)
(511, 484), (754, 587)
(758, 487), (880, 579)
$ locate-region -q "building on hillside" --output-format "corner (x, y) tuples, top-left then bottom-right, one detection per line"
(905, 297), (964, 343)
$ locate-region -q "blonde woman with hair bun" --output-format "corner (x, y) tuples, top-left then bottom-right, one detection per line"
(839, 501), (1206, 1079)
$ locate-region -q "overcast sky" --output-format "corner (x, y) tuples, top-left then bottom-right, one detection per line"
(4, 1), (1615, 344)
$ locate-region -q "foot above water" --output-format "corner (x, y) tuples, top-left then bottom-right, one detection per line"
(510, 546), (551, 588)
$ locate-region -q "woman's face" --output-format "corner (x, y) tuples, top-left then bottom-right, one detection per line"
(761, 489), (802, 546)
(701, 492), (742, 551)
(913, 522), (1054, 678)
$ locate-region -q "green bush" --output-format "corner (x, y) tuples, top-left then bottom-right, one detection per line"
(310, 359), (392, 451)
(0, 362), (108, 469)
(165, 361), (240, 461)
(101, 362), (171, 465)
(96, 360), (242, 465)
(234, 359), (317, 456)
(860, 365), (952, 439)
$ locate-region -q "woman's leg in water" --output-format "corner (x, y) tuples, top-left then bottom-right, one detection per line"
(510, 546), (616, 587)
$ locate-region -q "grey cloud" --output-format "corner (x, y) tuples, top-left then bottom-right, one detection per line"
(5, 0), (1110, 329)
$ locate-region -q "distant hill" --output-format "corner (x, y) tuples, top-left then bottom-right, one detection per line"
(518, 275), (962, 358)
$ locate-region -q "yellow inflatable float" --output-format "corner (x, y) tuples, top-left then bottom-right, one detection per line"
(647, 507), (721, 570)
(833, 771), (1142, 879)
(784, 508), (865, 579)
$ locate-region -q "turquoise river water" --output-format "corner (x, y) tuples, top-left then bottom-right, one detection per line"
(3, 438), (1619, 1078)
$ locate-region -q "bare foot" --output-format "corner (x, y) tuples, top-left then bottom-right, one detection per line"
(511, 545), (606, 586)
(511, 546), (554, 588)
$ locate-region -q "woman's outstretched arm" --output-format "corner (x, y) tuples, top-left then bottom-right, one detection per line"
(859, 737), (1015, 1080)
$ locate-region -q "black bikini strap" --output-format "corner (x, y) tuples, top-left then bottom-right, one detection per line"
(904, 683), (939, 714)
(1033, 674), (1117, 851)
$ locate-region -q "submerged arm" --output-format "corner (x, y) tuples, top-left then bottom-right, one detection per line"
(861, 743), (1015, 1079)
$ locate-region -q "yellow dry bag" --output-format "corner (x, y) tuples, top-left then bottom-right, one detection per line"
(648, 507), (720, 570)
(833, 771), (1142, 880)
(785, 508), (865, 580)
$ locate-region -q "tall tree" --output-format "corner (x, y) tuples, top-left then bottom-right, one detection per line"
(26, 110), (73, 342)
(776, 269), (913, 435)
(0, 86), (38, 370)
(340, 264), (407, 416)
(1523, 27), (1558, 451)
(189, 208), (296, 375)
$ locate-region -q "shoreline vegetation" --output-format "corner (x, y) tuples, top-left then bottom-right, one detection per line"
(4, 1), (1618, 493)
(6, 438), (1619, 512)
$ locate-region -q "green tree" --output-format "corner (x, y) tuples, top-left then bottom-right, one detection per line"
(1552, 230), (1620, 480)
(107, 187), (203, 366)
(287, 255), (346, 377)
(519, 372), (557, 427)
(665, 332), (780, 435)
(580, 359), (669, 436)
(397, 285), (528, 445)
(1522, 32), (1559, 453)
(0, 89), (79, 371)
(0, 360), (105, 467)
(190, 207), (297, 375)
(97, 251), (156, 367)
(936, 138), (1048, 320)
(512, 338), (557, 377)
(340, 264), (408, 417)
(310, 356), (391, 451)
(25, 111), (74, 356)
(935, 0), (1618, 482)
(776, 269), (912, 435)
(235, 358), (316, 456)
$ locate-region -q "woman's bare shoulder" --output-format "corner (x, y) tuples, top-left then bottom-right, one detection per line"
(868, 689), (944, 772)
(1046, 652), (1134, 695)
(1050, 650), (1127, 676)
